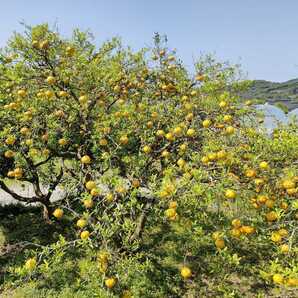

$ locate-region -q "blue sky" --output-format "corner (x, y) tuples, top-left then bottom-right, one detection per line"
(0, 0), (297, 82)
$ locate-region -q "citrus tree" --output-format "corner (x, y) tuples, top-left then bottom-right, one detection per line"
(0, 25), (297, 297)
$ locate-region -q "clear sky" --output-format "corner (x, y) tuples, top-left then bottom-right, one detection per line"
(0, 0), (297, 82)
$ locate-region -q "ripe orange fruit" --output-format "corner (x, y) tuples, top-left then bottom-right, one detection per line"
(119, 135), (129, 145)
(215, 238), (225, 249)
(90, 188), (100, 196)
(132, 179), (140, 188)
(245, 169), (256, 178)
(266, 211), (278, 222)
(286, 278), (298, 287)
(4, 150), (15, 158)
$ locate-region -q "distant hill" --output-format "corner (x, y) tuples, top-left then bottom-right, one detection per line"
(243, 79), (298, 111)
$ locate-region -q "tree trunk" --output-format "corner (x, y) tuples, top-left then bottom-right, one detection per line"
(42, 200), (53, 223)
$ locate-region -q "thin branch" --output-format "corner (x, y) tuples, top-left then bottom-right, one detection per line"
(45, 167), (64, 201)
(0, 180), (39, 204)
(129, 197), (156, 242)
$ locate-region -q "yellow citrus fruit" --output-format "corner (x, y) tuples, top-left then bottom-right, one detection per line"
(132, 179), (140, 188)
(83, 199), (94, 208)
(225, 126), (235, 135)
(240, 226), (255, 235)
(180, 266), (192, 279)
(46, 76), (56, 85)
(202, 119), (211, 128)
(231, 219), (241, 228)
(25, 258), (37, 271)
(156, 130), (165, 138)
(277, 228), (288, 237)
(286, 278), (298, 287)
(259, 161), (269, 170)
(225, 189), (236, 199)
(165, 132), (175, 141)
(280, 244), (289, 253)
(266, 211), (278, 222)
(5, 136), (16, 145)
(245, 169), (256, 178)
(120, 135), (129, 145)
(272, 274), (284, 284)
(4, 150), (15, 158)
(58, 138), (68, 146)
(81, 155), (91, 164)
(223, 115), (233, 123)
(90, 188), (100, 196)
(53, 208), (64, 219)
(76, 219), (87, 228)
(106, 193), (114, 202)
(85, 181), (96, 190)
(80, 230), (90, 240)
(169, 201), (178, 209)
(219, 100), (228, 108)
(17, 89), (27, 97)
(99, 138), (108, 146)
(165, 208), (177, 218)
(105, 277), (117, 289)
(143, 145), (152, 154)
(282, 179), (295, 189)
(215, 238), (225, 249)
(186, 128), (196, 137)
(271, 232), (282, 243)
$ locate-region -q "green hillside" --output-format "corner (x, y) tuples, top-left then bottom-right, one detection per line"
(243, 79), (298, 111)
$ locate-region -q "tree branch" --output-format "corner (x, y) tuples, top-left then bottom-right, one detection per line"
(0, 180), (40, 204)
(45, 167), (64, 201)
(129, 197), (155, 242)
